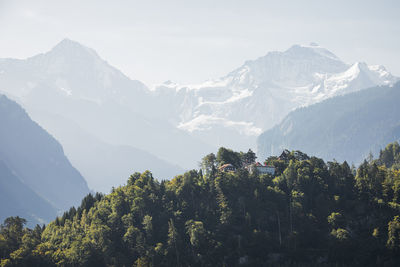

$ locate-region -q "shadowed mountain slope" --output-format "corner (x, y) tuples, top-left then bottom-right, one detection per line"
(257, 82), (400, 164)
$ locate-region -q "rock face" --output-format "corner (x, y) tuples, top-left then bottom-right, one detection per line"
(0, 95), (89, 213)
(257, 82), (400, 164)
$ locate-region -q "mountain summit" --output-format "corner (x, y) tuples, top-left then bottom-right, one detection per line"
(50, 38), (99, 57)
(19, 39), (148, 106)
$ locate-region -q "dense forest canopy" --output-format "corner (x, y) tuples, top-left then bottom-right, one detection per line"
(1, 144), (400, 266)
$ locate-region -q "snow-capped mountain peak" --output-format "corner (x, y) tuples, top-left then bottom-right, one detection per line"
(28, 39), (115, 77)
(285, 43), (342, 61)
(152, 43), (398, 150)
(221, 43), (350, 90)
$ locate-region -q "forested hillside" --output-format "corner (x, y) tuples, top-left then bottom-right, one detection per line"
(1, 143), (400, 266)
(257, 82), (400, 164)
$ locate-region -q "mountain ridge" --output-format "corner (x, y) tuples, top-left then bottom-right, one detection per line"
(0, 94), (90, 224)
(257, 81), (400, 164)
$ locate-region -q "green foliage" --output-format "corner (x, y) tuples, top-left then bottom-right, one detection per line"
(200, 153), (216, 177)
(216, 147), (242, 168)
(327, 212), (345, 228)
(241, 149), (257, 165)
(330, 228), (349, 241)
(377, 142), (400, 169)
(2, 144), (400, 266)
(387, 216), (400, 251)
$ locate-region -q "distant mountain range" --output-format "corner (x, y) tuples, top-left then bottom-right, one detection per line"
(0, 95), (89, 225)
(0, 39), (397, 191)
(257, 82), (400, 164)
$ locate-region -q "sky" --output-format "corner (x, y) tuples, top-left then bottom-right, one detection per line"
(0, 0), (399, 86)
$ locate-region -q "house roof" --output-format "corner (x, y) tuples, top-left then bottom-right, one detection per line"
(254, 162), (275, 168)
(219, 163), (235, 170)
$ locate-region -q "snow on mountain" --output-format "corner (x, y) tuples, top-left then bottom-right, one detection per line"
(153, 43), (398, 150)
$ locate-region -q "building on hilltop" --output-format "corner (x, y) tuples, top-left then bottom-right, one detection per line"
(219, 163), (236, 173)
(246, 162), (275, 175)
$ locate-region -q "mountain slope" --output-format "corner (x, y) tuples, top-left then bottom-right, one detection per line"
(0, 94), (89, 210)
(0, 161), (57, 226)
(257, 82), (400, 164)
(27, 109), (184, 192)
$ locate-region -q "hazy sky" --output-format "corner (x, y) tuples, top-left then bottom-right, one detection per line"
(0, 0), (399, 86)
